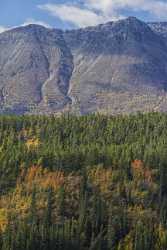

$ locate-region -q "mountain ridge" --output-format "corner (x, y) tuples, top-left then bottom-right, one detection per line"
(1, 17), (167, 114)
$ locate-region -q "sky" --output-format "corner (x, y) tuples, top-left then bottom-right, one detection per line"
(1, 0), (167, 33)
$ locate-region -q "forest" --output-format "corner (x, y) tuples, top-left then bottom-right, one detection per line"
(0, 113), (167, 249)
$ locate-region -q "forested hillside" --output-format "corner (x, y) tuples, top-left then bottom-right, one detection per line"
(0, 113), (167, 249)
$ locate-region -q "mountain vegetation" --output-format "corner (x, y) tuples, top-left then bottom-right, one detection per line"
(0, 113), (167, 249)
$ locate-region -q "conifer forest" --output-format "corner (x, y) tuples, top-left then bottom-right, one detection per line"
(0, 113), (167, 249)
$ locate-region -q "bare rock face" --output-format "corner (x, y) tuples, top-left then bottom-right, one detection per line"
(0, 25), (73, 114)
(1, 17), (167, 114)
(64, 17), (167, 114)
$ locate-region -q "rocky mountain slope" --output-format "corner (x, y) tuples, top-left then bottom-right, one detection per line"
(0, 25), (73, 114)
(0, 17), (167, 114)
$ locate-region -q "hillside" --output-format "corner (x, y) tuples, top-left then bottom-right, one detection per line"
(0, 113), (167, 249)
(1, 17), (167, 114)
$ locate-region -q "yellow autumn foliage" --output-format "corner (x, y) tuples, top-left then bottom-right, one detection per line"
(0, 208), (7, 232)
(87, 165), (112, 194)
(121, 233), (133, 250)
(26, 138), (40, 150)
(5, 186), (32, 219)
(155, 225), (167, 249)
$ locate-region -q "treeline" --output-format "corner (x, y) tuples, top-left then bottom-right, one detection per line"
(0, 113), (167, 249)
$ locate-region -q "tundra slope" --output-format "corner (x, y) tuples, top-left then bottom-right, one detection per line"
(0, 17), (167, 114)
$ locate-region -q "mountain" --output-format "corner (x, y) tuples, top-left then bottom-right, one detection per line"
(148, 22), (167, 39)
(0, 25), (73, 114)
(1, 17), (167, 114)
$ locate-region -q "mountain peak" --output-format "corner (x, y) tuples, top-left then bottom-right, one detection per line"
(0, 24), (63, 38)
(11, 24), (53, 34)
(114, 16), (149, 30)
(105, 15), (156, 43)
(126, 16), (142, 22)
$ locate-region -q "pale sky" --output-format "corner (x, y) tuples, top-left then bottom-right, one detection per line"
(1, 0), (167, 33)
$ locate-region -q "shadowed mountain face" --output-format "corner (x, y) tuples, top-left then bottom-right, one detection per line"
(1, 17), (167, 114)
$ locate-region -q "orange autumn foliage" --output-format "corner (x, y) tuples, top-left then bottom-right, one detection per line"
(18, 165), (65, 191)
(131, 160), (153, 184)
(15, 166), (82, 220)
